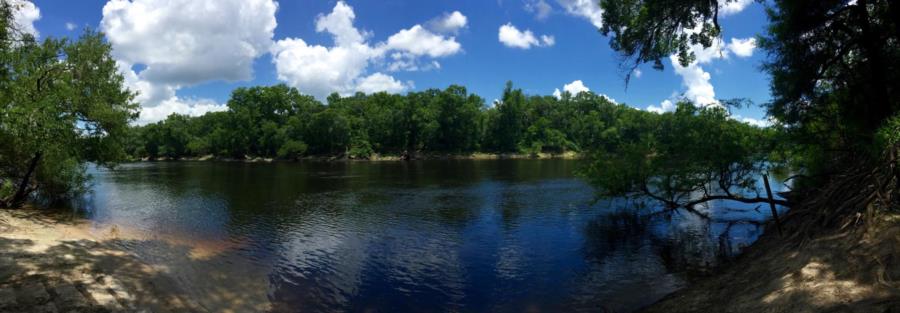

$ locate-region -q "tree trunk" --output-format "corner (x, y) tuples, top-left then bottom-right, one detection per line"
(9, 151), (41, 208)
(407, 126), (418, 160)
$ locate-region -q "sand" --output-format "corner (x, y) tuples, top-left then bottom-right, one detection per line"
(0, 209), (206, 313)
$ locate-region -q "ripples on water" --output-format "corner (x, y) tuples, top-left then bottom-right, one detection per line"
(76, 160), (784, 312)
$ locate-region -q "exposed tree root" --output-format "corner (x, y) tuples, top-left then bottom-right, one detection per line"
(641, 146), (900, 312)
(783, 145), (899, 246)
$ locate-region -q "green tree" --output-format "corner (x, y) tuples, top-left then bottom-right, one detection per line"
(428, 85), (483, 153)
(599, 0), (736, 80)
(760, 0), (900, 175)
(304, 109), (351, 155)
(600, 0), (900, 166)
(580, 103), (785, 214)
(224, 84), (320, 158)
(399, 91), (435, 158)
(0, 4), (137, 207)
(521, 117), (575, 155)
(488, 82), (528, 152)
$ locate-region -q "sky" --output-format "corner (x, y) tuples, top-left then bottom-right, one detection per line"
(15, 0), (771, 125)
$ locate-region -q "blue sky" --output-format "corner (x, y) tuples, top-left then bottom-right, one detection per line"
(22, 0), (771, 125)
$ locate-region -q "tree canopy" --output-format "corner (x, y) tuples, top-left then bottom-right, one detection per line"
(581, 102), (784, 216)
(601, 0), (900, 154)
(0, 1), (137, 207)
(596, 0), (900, 214)
(124, 83), (633, 161)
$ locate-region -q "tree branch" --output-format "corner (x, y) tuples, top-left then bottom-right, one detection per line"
(684, 194), (790, 209)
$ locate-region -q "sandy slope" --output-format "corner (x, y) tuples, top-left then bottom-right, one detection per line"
(642, 211), (900, 313)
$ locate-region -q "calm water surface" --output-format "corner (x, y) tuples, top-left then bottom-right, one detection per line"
(78, 160), (781, 312)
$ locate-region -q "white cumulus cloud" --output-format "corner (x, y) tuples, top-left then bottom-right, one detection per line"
(727, 37), (756, 57)
(385, 25), (462, 58)
(101, 0), (277, 124)
(102, 0), (277, 86)
(498, 23), (554, 49)
(647, 99), (675, 114)
(735, 115), (772, 127)
(11, 0), (40, 38)
(553, 80), (590, 98)
(136, 98), (227, 126)
(719, 0), (753, 16)
(271, 37), (377, 100)
(524, 0), (553, 20)
(671, 55), (718, 106)
(65, 22), (77, 31)
(658, 28), (758, 111)
(552, 80), (617, 103)
(356, 73), (409, 95)
(557, 0), (602, 28)
(271, 1), (463, 100)
(428, 11), (467, 34)
(315, 1), (367, 47)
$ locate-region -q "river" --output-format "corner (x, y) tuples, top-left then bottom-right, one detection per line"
(76, 159), (783, 312)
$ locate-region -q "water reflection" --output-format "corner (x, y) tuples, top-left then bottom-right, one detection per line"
(74, 160), (782, 312)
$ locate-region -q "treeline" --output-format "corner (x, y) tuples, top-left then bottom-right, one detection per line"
(126, 82), (667, 160)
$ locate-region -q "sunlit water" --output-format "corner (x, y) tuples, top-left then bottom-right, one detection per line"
(76, 160), (784, 312)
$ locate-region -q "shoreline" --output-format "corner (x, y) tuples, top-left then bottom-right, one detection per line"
(639, 209), (900, 312)
(0, 208), (207, 312)
(132, 151), (583, 163)
(5, 202), (896, 312)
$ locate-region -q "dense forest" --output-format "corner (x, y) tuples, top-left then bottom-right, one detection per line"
(123, 82), (767, 162)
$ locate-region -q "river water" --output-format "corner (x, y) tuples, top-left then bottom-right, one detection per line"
(77, 160), (782, 312)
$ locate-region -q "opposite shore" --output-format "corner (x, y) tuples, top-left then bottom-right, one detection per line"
(133, 151), (582, 163)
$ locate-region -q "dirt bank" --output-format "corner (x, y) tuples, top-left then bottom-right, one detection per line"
(641, 209), (900, 313)
(0, 209), (206, 313)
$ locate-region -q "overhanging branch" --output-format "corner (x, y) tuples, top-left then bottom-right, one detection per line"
(684, 195), (790, 209)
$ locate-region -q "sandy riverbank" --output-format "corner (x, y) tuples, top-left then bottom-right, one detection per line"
(641, 209), (900, 312)
(0, 209), (206, 313)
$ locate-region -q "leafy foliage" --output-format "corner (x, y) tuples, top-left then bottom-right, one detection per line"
(601, 0), (900, 171)
(125, 83), (626, 160)
(876, 112), (900, 149)
(599, 0), (742, 78)
(760, 0), (900, 173)
(0, 1), (137, 206)
(597, 0), (900, 211)
(580, 102), (780, 213)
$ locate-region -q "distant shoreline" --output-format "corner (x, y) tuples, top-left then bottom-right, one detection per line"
(132, 151), (583, 163)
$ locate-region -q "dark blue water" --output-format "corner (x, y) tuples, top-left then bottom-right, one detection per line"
(77, 160), (783, 312)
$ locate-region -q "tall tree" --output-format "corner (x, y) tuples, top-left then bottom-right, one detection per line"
(600, 0), (900, 149)
(600, 0), (731, 82)
(429, 85), (484, 153)
(760, 0), (900, 170)
(489, 82), (528, 152)
(1, 1), (137, 207)
(597, 0), (900, 217)
(581, 102), (783, 214)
